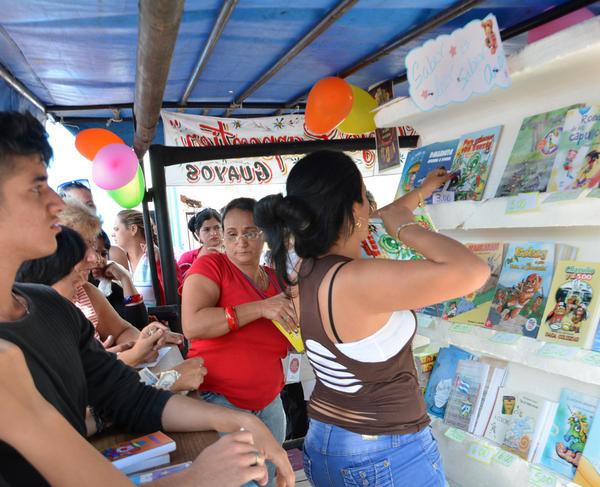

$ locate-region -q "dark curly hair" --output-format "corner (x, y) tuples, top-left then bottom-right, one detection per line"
(188, 208), (221, 241)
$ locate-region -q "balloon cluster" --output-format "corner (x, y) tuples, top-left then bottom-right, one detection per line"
(304, 77), (378, 135)
(74, 129), (145, 208)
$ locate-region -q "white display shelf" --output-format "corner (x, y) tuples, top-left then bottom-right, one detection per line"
(374, 16), (600, 134)
(417, 317), (600, 387)
(425, 192), (600, 231)
(430, 418), (576, 487)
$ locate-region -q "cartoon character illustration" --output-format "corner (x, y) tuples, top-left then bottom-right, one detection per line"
(444, 301), (458, 319)
(546, 301), (568, 330)
(499, 273), (543, 321)
(556, 411), (589, 467)
(537, 127), (562, 156)
(481, 19), (498, 55)
(563, 149), (578, 178)
(574, 150), (600, 189)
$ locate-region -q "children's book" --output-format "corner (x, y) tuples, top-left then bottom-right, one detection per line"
(538, 261), (600, 348)
(485, 242), (555, 338)
(100, 431), (176, 473)
(540, 389), (599, 479)
(443, 359), (489, 432)
(575, 413), (600, 486)
(442, 242), (506, 327)
(496, 104), (583, 197)
(414, 350), (438, 395)
(472, 359), (509, 437)
(447, 126), (503, 201)
(128, 461), (191, 484)
(547, 105), (600, 192)
(484, 388), (517, 445)
(503, 393), (556, 462)
(121, 454), (171, 476)
(424, 345), (474, 418)
(396, 140), (459, 202)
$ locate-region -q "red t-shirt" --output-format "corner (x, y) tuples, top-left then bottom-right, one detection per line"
(177, 248), (200, 276)
(186, 252), (289, 410)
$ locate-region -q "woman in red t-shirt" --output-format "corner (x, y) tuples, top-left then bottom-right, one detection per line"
(181, 198), (297, 486)
(178, 208), (223, 276)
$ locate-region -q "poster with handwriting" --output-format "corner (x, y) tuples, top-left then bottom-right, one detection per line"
(406, 14), (510, 112)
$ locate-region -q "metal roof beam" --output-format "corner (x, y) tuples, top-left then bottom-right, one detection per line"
(277, 0), (483, 114)
(0, 63), (47, 116)
(224, 0), (357, 117)
(133, 0), (184, 158)
(180, 0), (238, 106)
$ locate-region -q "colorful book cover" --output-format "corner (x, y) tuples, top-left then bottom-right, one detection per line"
(575, 414), (600, 486)
(396, 140), (459, 201)
(484, 388), (517, 444)
(442, 242), (506, 326)
(540, 389), (598, 479)
(414, 350), (438, 394)
(443, 360), (489, 432)
(496, 104), (583, 197)
(424, 345), (474, 418)
(503, 394), (553, 461)
(128, 462), (192, 485)
(447, 126), (503, 200)
(538, 261), (600, 348)
(485, 242), (555, 338)
(548, 105), (600, 192)
(101, 432), (176, 471)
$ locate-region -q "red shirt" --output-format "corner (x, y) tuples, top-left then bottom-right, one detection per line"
(177, 248), (201, 276)
(186, 252), (289, 410)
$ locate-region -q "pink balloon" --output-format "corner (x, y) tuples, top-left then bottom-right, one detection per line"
(528, 8), (594, 44)
(92, 144), (139, 190)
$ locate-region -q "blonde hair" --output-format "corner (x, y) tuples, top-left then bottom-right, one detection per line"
(58, 200), (101, 242)
(117, 209), (156, 245)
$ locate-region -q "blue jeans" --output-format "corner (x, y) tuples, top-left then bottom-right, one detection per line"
(303, 419), (447, 487)
(201, 392), (286, 487)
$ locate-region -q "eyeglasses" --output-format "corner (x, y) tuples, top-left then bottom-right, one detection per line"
(57, 178), (91, 195)
(224, 230), (263, 243)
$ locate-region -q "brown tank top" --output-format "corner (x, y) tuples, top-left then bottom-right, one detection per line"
(299, 254), (429, 435)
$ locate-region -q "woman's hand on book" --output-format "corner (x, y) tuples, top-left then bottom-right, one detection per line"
(421, 167), (451, 198)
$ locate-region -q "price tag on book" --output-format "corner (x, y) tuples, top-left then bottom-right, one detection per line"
(536, 343), (578, 361)
(492, 450), (516, 467)
(449, 323), (471, 333)
(587, 187), (600, 199)
(580, 351), (600, 367)
(489, 332), (520, 345)
(542, 189), (584, 204)
(432, 191), (455, 205)
(467, 441), (496, 464)
(528, 465), (557, 487)
(444, 427), (467, 443)
(505, 192), (540, 214)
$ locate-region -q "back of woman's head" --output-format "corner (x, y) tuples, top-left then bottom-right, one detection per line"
(16, 226), (87, 286)
(118, 209), (156, 244)
(58, 200), (101, 242)
(188, 208), (221, 239)
(254, 150), (363, 285)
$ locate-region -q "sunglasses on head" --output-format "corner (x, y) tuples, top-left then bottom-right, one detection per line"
(57, 178), (91, 195)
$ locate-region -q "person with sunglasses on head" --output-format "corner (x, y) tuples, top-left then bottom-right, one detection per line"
(57, 178), (129, 269)
(178, 208), (223, 277)
(182, 198), (298, 487)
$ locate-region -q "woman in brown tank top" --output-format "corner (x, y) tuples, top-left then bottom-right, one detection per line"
(255, 151), (490, 486)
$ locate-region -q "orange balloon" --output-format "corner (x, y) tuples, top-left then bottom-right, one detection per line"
(305, 77), (353, 135)
(75, 128), (124, 161)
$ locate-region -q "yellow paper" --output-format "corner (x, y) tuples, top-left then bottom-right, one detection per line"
(272, 320), (304, 353)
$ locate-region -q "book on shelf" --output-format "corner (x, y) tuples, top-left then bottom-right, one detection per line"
(592, 319), (600, 353)
(538, 261), (600, 348)
(442, 242), (506, 327)
(495, 104), (583, 197)
(472, 358), (509, 437)
(443, 359), (489, 432)
(484, 387), (517, 445)
(128, 462), (192, 485)
(485, 242), (557, 338)
(446, 126), (503, 201)
(539, 388), (599, 479)
(414, 350), (438, 395)
(575, 411), (600, 487)
(396, 139), (459, 202)
(547, 105), (600, 192)
(100, 431), (176, 474)
(502, 393), (557, 462)
(424, 345), (474, 419)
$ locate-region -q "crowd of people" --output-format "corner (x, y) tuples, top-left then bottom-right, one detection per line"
(0, 110), (490, 487)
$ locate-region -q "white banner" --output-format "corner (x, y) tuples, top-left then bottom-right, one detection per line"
(161, 111), (378, 186)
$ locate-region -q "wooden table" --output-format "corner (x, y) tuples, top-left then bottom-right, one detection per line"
(91, 429), (220, 465)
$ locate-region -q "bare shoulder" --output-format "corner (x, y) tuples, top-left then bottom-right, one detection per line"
(109, 245), (129, 268)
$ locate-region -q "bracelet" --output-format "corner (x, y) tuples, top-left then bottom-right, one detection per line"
(396, 221), (421, 240)
(89, 407), (105, 434)
(417, 191), (425, 208)
(124, 293), (143, 305)
(225, 306), (239, 332)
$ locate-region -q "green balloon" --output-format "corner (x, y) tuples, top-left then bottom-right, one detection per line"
(107, 165), (145, 208)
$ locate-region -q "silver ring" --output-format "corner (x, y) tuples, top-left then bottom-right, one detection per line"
(251, 452), (260, 467)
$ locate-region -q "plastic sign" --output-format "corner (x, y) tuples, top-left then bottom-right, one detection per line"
(406, 14), (510, 112)
(467, 441), (496, 464)
(505, 192), (540, 214)
(528, 465), (557, 487)
(449, 323), (472, 333)
(432, 191), (455, 204)
(444, 426), (467, 443)
(536, 343), (579, 361)
(493, 450), (517, 467)
(490, 332), (521, 345)
(542, 189), (585, 204)
(587, 187), (600, 198)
